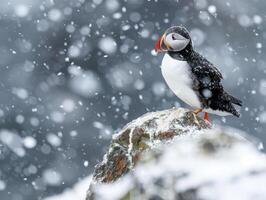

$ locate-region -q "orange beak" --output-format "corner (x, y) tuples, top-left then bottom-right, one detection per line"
(154, 33), (170, 52)
(155, 36), (163, 52)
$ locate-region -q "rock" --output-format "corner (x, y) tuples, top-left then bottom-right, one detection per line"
(86, 108), (266, 200)
(86, 108), (211, 199)
(92, 108), (210, 184)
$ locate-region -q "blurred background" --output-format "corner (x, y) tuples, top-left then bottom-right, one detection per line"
(0, 0), (265, 199)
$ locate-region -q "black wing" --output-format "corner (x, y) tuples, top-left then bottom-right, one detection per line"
(189, 52), (242, 116)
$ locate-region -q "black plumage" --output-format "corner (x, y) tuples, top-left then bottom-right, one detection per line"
(166, 27), (242, 117)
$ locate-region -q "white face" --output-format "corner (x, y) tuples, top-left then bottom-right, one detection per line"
(164, 32), (190, 51)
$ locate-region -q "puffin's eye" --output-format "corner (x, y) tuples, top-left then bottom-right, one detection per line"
(172, 33), (178, 40)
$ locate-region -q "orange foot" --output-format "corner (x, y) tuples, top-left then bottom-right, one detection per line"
(204, 112), (211, 123)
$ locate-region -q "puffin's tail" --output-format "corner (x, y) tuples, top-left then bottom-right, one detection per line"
(223, 92), (242, 117)
(227, 93), (242, 107)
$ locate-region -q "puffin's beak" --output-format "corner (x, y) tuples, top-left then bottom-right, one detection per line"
(155, 33), (170, 53)
(155, 36), (163, 52)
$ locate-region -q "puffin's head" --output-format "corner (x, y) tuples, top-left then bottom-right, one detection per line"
(155, 26), (191, 53)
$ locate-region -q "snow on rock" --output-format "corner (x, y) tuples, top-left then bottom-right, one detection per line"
(88, 128), (266, 200)
(85, 108), (265, 200)
(44, 176), (92, 200)
(91, 108), (210, 184)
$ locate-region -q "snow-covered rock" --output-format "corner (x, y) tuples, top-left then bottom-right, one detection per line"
(44, 176), (92, 200)
(91, 108), (210, 184)
(86, 108), (266, 200)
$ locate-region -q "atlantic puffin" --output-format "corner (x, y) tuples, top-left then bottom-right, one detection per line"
(155, 26), (242, 121)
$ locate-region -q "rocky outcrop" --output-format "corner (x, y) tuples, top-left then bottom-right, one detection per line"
(92, 108), (210, 184)
(86, 108), (265, 200)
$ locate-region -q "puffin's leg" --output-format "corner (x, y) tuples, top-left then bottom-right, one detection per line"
(192, 108), (202, 126)
(204, 112), (211, 122)
(193, 108), (202, 115)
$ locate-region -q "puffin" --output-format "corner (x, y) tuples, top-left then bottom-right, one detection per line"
(155, 26), (242, 122)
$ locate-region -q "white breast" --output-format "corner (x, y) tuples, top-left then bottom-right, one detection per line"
(161, 54), (201, 109)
